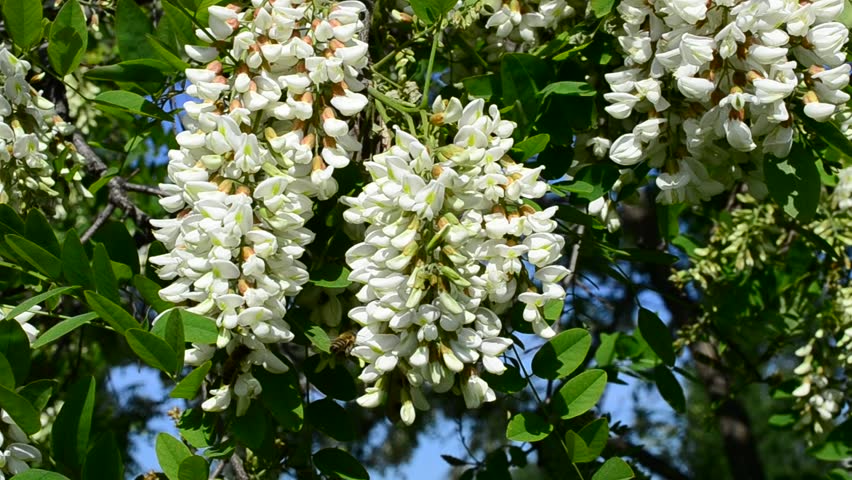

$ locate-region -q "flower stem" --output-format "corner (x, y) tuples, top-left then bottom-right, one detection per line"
(420, 19), (444, 110)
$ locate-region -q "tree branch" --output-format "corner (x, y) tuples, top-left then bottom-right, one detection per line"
(41, 75), (154, 245)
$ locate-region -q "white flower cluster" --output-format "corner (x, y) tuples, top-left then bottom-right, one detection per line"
(150, 0), (368, 415)
(792, 330), (847, 435)
(605, 0), (850, 204)
(341, 97), (568, 424)
(833, 167), (852, 210)
(0, 47), (86, 218)
(482, 0), (575, 49)
(0, 305), (41, 344)
(0, 410), (42, 479)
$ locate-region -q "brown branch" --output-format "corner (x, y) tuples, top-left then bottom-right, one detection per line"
(42, 75), (154, 245)
(124, 182), (166, 196)
(230, 452), (249, 480)
(81, 203), (116, 243)
(607, 437), (690, 480)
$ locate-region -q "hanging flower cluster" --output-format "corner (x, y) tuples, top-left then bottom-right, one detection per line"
(0, 47), (86, 218)
(605, 0), (850, 204)
(150, 0), (368, 415)
(0, 410), (42, 478)
(341, 97), (568, 424)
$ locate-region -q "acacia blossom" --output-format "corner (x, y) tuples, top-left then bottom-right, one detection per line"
(342, 97), (567, 424)
(0, 46), (87, 218)
(151, 0), (368, 415)
(604, 0), (850, 204)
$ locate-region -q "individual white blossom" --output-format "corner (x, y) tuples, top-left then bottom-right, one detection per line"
(342, 97), (567, 423)
(152, 0), (368, 415)
(604, 0), (850, 204)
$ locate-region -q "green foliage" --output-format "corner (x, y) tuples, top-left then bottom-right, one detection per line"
(552, 370), (608, 419)
(506, 412), (553, 442)
(531, 328), (591, 380)
(51, 377), (95, 473)
(2, 0), (42, 49)
(313, 448), (369, 480)
(156, 433), (192, 480)
(47, 0), (87, 75)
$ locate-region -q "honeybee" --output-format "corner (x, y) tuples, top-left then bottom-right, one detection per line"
(330, 331), (356, 356)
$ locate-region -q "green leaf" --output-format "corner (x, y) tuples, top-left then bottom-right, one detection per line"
(6, 235), (62, 279)
(512, 134), (550, 161)
(407, 0), (455, 24)
(25, 210), (60, 257)
(808, 419), (852, 461)
(4, 286), (75, 322)
(146, 33), (191, 72)
(94, 90), (172, 121)
(2, 0), (43, 49)
(654, 365), (686, 413)
(539, 81), (596, 99)
(178, 456), (209, 480)
(47, 0), (88, 75)
(125, 328), (177, 375)
(92, 244), (120, 304)
(637, 308), (675, 366)
(552, 369), (607, 419)
(543, 298), (564, 321)
(289, 311), (332, 353)
(62, 229), (95, 290)
(115, 0), (156, 60)
(84, 291), (138, 334)
(170, 361), (211, 400)
(768, 413), (796, 428)
(765, 144), (820, 222)
(306, 398), (356, 441)
(133, 275), (172, 314)
(590, 0), (616, 17)
(9, 470), (71, 480)
(86, 167), (118, 195)
(591, 457), (634, 480)
(310, 265), (352, 288)
(501, 54), (551, 130)
(156, 433), (192, 480)
(52, 377), (96, 471)
(31, 312), (97, 349)
(595, 332), (619, 367)
(177, 408), (215, 449)
(0, 320), (30, 385)
(0, 383), (39, 434)
(566, 418), (609, 463)
(303, 355), (357, 401)
(85, 59), (172, 84)
(800, 115), (852, 162)
(231, 402), (269, 450)
(463, 73), (501, 101)
(92, 222), (140, 273)
(506, 412), (553, 442)
(0, 352), (15, 389)
(82, 433), (123, 480)
(18, 379), (56, 412)
(256, 370), (303, 431)
(532, 328), (591, 380)
(161, 309), (185, 376)
(0, 205), (25, 235)
(177, 310), (218, 344)
(313, 448), (370, 480)
(568, 163), (620, 201)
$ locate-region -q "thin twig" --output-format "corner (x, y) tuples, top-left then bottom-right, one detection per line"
(81, 203), (116, 242)
(209, 460), (226, 480)
(124, 183), (166, 196)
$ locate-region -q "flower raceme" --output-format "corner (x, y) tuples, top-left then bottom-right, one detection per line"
(342, 97), (568, 424)
(0, 46), (87, 218)
(150, 0), (368, 415)
(604, 0), (851, 204)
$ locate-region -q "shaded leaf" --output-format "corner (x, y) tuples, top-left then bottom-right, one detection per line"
(313, 448), (369, 480)
(31, 312), (97, 349)
(125, 328), (177, 375)
(0, 321), (30, 385)
(506, 412), (553, 442)
(62, 229), (94, 290)
(6, 235), (62, 279)
(591, 457), (634, 480)
(637, 308), (675, 366)
(47, 0), (88, 75)
(94, 90), (172, 121)
(307, 398), (356, 441)
(532, 328), (591, 380)
(51, 377), (96, 471)
(170, 361), (211, 400)
(84, 291), (138, 334)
